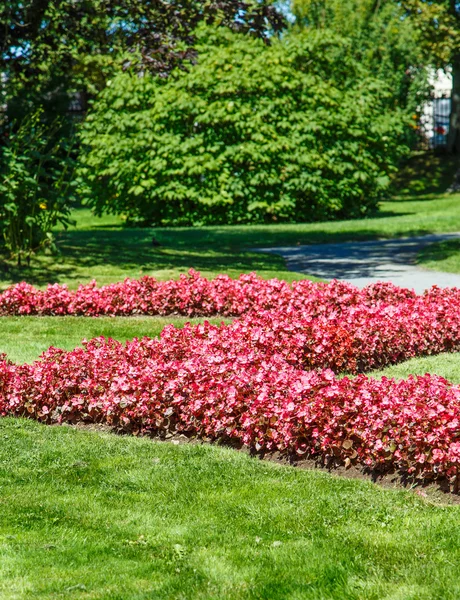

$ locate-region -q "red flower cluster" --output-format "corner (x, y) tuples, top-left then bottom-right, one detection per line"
(2, 272), (460, 482)
(0, 269), (416, 317)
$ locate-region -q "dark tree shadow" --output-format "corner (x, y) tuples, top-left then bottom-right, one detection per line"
(392, 151), (459, 198)
(417, 239), (460, 267)
(0, 158), (457, 289)
(0, 219), (447, 288)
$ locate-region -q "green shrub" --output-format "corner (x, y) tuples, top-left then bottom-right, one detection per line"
(0, 112), (76, 265)
(79, 28), (410, 226)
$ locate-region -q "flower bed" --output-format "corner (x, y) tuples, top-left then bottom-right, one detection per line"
(0, 269), (416, 317)
(0, 331), (460, 481)
(2, 272), (460, 484)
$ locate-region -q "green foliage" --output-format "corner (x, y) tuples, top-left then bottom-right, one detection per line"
(393, 0), (460, 66)
(0, 112), (76, 265)
(0, 1), (286, 265)
(291, 0), (460, 154)
(290, 0), (459, 67)
(392, 151), (460, 197)
(291, 0), (429, 114)
(79, 27), (410, 226)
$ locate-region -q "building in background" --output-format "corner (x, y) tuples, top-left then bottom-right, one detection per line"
(421, 68), (452, 149)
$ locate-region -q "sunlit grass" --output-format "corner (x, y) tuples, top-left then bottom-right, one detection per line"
(1, 418), (460, 600)
(2, 154), (460, 598)
(0, 316), (228, 364)
(417, 239), (460, 274)
(365, 352), (460, 384)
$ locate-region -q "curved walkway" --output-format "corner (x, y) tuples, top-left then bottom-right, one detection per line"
(258, 233), (460, 294)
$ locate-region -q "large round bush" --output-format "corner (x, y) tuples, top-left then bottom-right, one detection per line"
(79, 28), (409, 225)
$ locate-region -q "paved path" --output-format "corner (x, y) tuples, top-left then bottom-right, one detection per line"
(258, 233), (460, 294)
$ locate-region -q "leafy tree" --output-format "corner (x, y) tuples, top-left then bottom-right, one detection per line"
(1, 0), (285, 121)
(291, 0), (460, 153)
(78, 27), (410, 226)
(396, 0), (460, 153)
(291, 0), (428, 116)
(0, 0), (285, 258)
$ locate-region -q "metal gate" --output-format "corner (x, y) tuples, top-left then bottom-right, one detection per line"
(431, 96), (451, 148)
(419, 69), (452, 149)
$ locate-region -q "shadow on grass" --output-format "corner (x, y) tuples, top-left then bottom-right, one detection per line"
(63, 218), (441, 258)
(0, 217), (447, 288)
(392, 151), (459, 198)
(150, 223), (436, 249)
(417, 239), (460, 267)
(0, 227), (293, 287)
(1, 155), (459, 288)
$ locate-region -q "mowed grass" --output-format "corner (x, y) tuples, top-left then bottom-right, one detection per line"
(369, 352), (460, 384)
(2, 417), (460, 600)
(0, 150), (457, 290)
(3, 316), (460, 380)
(0, 208), (315, 290)
(0, 316), (228, 364)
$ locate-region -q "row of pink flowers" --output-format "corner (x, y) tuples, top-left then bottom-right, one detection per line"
(2, 268), (460, 481)
(0, 333), (459, 479)
(0, 269), (417, 316)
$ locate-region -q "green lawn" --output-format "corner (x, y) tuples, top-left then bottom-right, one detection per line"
(1, 316), (460, 381)
(1, 417), (460, 600)
(0, 316), (228, 364)
(0, 151), (458, 289)
(368, 352), (460, 384)
(0, 208), (316, 289)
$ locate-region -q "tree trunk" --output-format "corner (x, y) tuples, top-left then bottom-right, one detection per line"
(447, 58), (460, 154)
(447, 55), (460, 154)
(447, 56), (460, 192)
